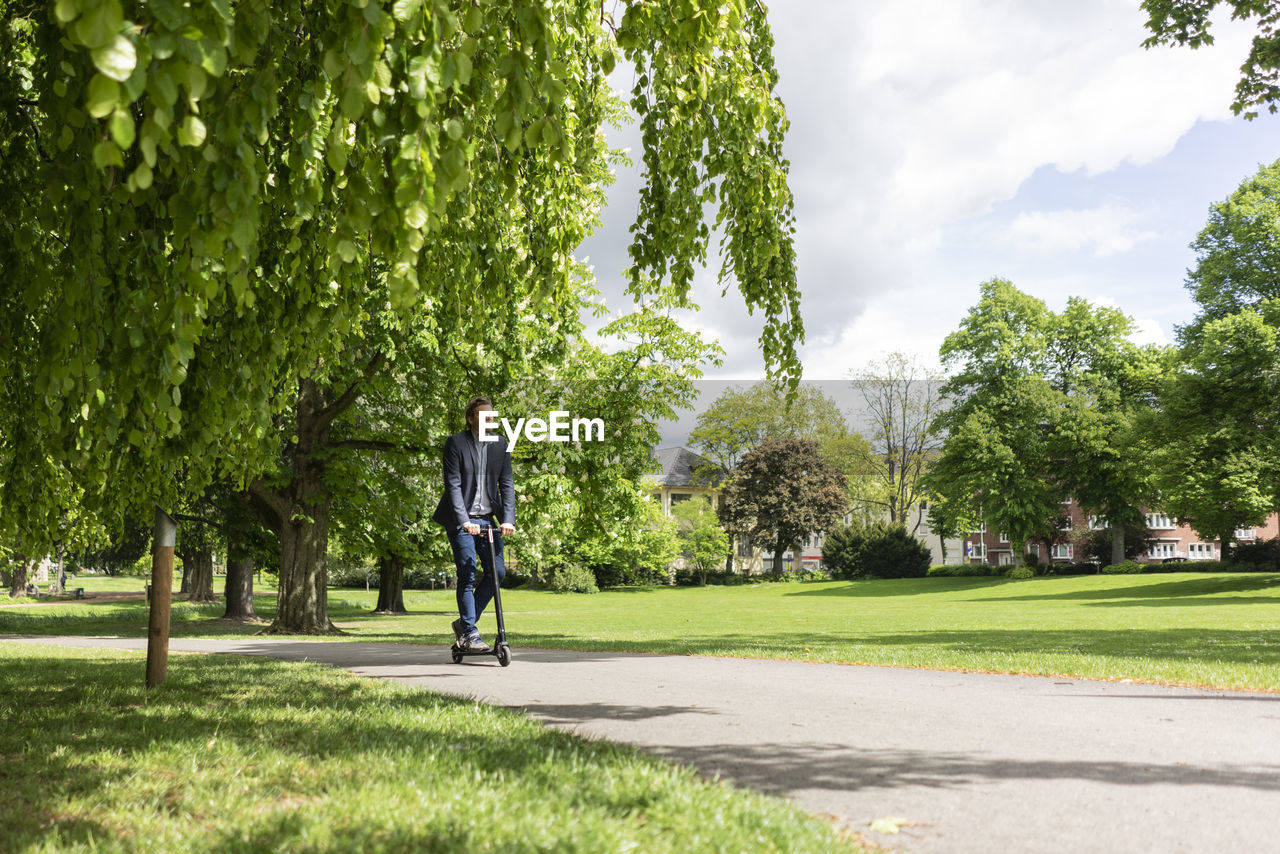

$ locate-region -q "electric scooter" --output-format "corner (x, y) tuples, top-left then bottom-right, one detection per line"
(451, 522), (512, 667)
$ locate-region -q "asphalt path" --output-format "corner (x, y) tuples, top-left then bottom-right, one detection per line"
(11, 636), (1280, 853)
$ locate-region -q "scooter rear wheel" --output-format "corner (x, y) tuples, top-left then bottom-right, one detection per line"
(451, 648), (463, 664)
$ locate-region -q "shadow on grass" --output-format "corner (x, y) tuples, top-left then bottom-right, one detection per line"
(507, 627), (1280, 671)
(977, 574), (1280, 604)
(781, 577), (1016, 598)
(0, 651), (646, 852)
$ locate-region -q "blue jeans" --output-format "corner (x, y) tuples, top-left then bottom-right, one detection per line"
(448, 516), (506, 635)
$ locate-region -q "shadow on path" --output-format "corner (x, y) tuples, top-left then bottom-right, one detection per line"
(645, 741), (1280, 797)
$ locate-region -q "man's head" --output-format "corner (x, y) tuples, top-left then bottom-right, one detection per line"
(465, 396), (493, 433)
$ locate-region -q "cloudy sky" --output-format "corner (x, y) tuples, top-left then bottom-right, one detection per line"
(578, 0), (1280, 383)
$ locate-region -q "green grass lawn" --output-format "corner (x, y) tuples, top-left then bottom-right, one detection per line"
(0, 643), (866, 853)
(4, 573), (1279, 692)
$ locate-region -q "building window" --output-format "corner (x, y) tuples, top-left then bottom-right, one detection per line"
(737, 534), (753, 558)
(1059, 516), (1072, 531)
(998, 532), (1009, 543)
(997, 552), (1014, 566)
(1027, 543), (1040, 560)
(1052, 543), (1073, 560)
(1188, 543), (1215, 560)
(1088, 516), (1107, 530)
(1145, 514), (1175, 530)
(966, 541), (986, 561)
(1148, 542), (1177, 560)
(670, 493), (692, 505)
(1235, 528), (1257, 541)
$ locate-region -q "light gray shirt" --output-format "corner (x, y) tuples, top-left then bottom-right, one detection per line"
(468, 431), (492, 516)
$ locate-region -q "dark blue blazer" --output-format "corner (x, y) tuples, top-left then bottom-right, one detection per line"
(433, 430), (516, 530)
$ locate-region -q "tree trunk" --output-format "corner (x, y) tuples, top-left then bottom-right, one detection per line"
(9, 557), (31, 596)
(184, 550), (217, 603)
(178, 561), (190, 594)
(373, 555), (407, 614)
(251, 374), (378, 634)
(223, 556), (257, 620)
(269, 492), (336, 633)
(1109, 525), (1125, 567)
(772, 537), (786, 578)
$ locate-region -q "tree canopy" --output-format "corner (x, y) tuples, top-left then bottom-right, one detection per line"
(1142, 0), (1280, 118)
(927, 278), (1161, 560)
(0, 0), (801, 562)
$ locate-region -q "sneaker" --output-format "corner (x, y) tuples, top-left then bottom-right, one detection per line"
(459, 632), (491, 652)
(451, 618), (465, 641)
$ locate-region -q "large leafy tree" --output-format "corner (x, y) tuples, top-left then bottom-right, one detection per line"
(689, 382), (870, 569)
(717, 437), (847, 577)
(1, 1), (801, 631)
(1147, 162), (1280, 550)
(671, 496), (728, 585)
(927, 279), (1159, 563)
(0, 0), (800, 554)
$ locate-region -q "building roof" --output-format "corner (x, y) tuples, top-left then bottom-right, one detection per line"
(646, 447), (723, 488)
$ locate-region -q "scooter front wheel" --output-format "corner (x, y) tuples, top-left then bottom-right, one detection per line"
(496, 644), (511, 667)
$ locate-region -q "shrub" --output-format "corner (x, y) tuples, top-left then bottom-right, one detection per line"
(927, 564), (999, 577)
(1006, 567), (1035, 579)
(590, 563), (667, 588)
(544, 563), (599, 594)
(1100, 561), (1143, 574)
(1041, 562), (1100, 576)
(674, 568), (751, 586)
(1229, 537), (1280, 570)
(826, 521), (930, 579)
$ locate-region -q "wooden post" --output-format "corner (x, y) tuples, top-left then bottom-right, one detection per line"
(145, 506), (177, 688)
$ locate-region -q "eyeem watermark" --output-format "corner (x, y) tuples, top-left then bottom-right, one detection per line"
(478, 410), (604, 450)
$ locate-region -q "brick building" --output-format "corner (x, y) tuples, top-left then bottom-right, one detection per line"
(960, 501), (1280, 566)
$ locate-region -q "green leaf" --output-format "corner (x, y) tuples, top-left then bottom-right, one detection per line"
(177, 114), (206, 147)
(92, 34), (137, 82)
(454, 53), (472, 87)
(92, 140), (123, 168)
(108, 108), (135, 148)
(601, 48), (616, 76)
(131, 162), (153, 190)
(140, 129), (156, 166)
(85, 74), (120, 118)
(445, 118), (463, 141)
(73, 0), (123, 49)
(392, 0), (422, 19)
(464, 6), (482, 31)
(404, 201), (427, 230)
(54, 0), (79, 24)
(200, 43), (227, 77)
(337, 239), (357, 263)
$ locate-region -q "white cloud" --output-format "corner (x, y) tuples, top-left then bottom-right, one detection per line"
(773, 1), (1253, 239)
(586, 2), (1256, 380)
(1007, 204), (1159, 257)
